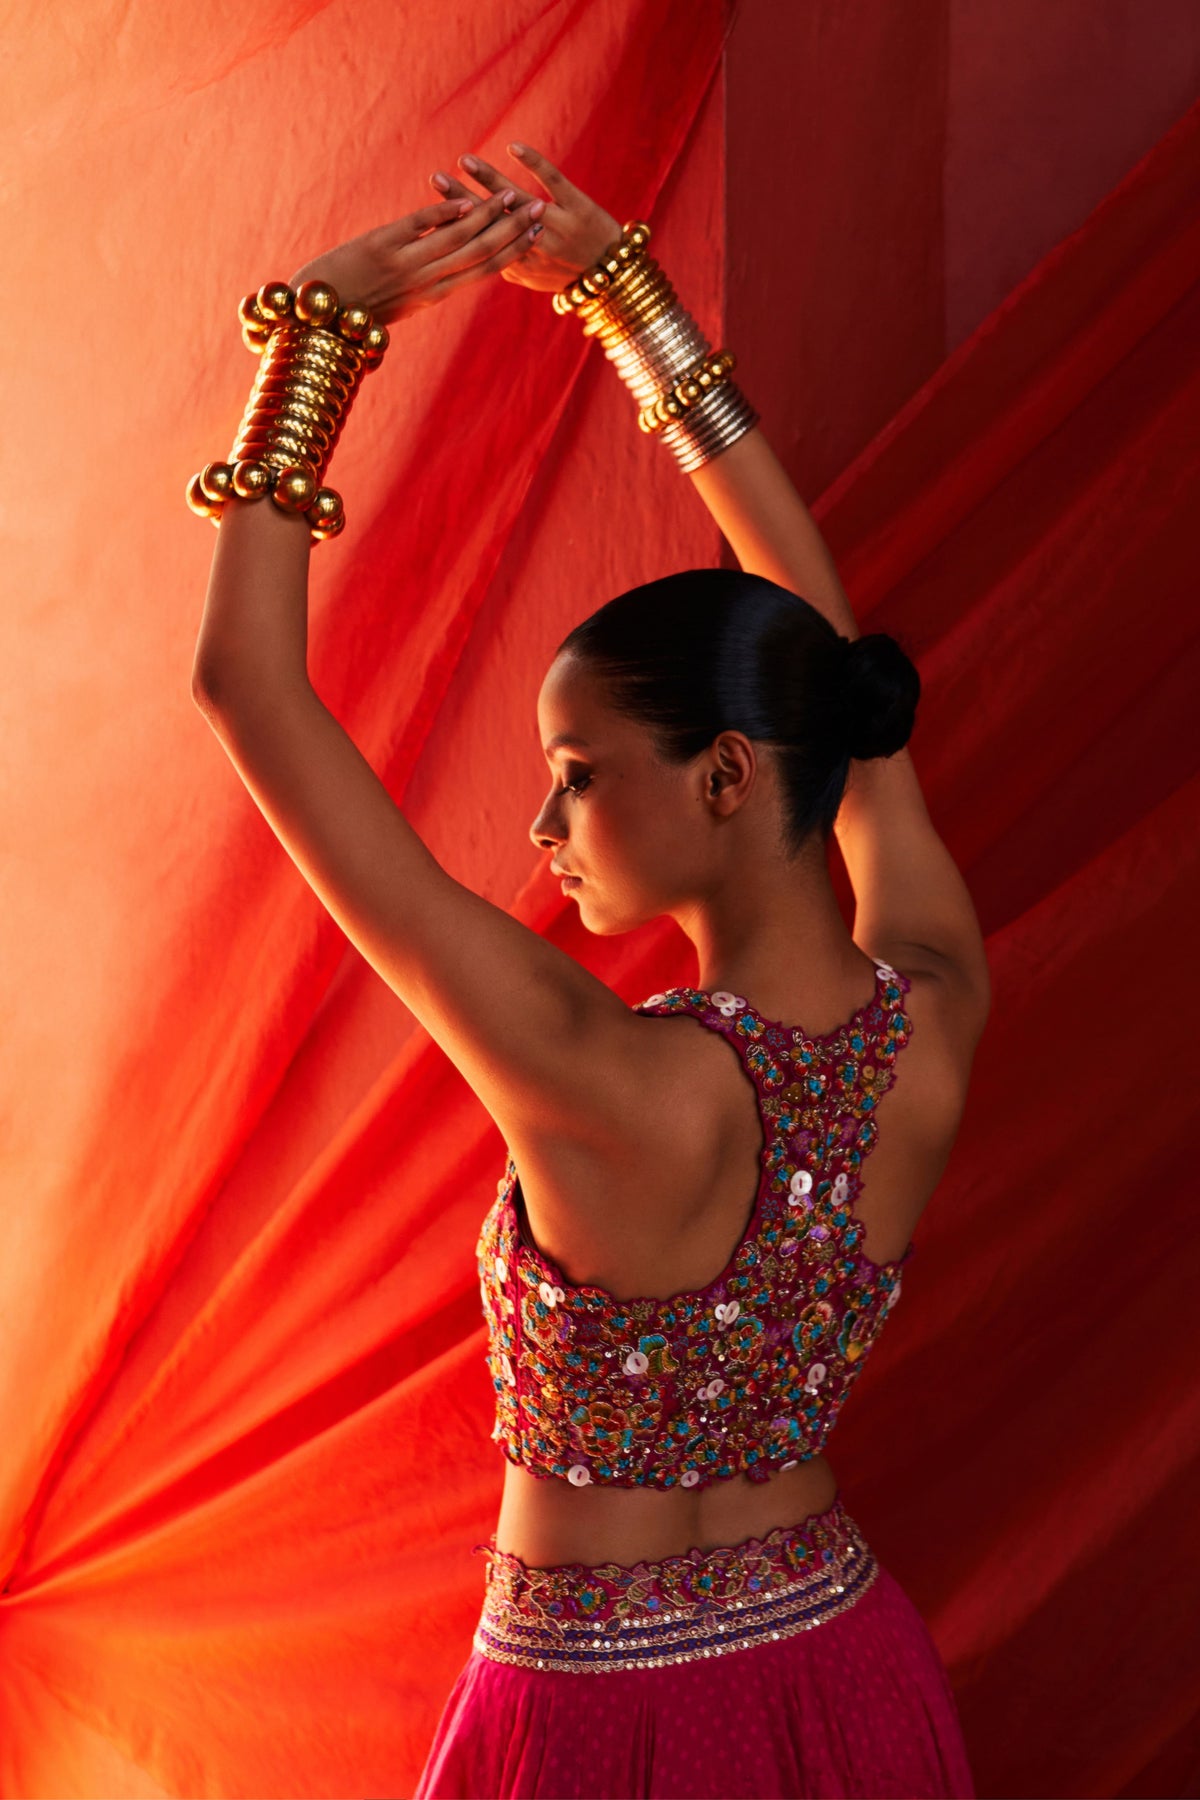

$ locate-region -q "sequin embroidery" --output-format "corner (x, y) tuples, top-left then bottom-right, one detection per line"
(476, 963), (914, 1490)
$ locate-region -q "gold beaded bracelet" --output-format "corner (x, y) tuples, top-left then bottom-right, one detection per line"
(637, 349), (738, 435)
(551, 221), (652, 314)
(553, 221), (758, 473)
(186, 279), (389, 544)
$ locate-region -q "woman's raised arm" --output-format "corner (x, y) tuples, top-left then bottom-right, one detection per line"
(448, 143), (991, 1048)
(687, 425), (858, 632)
(186, 187), (659, 1153)
(689, 423), (988, 1045)
(689, 425), (990, 1050)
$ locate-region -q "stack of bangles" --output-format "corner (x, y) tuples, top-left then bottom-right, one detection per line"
(552, 219), (759, 471)
(185, 279), (389, 544)
(187, 220), (756, 544)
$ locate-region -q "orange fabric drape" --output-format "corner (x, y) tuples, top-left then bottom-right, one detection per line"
(2, 3), (1198, 1795)
(0, 3), (729, 1792)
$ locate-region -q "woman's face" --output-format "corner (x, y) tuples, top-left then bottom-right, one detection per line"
(529, 652), (739, 935)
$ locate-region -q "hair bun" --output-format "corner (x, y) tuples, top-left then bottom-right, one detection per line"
(557, 568), (923, 850)
(838, 632), (921, 761)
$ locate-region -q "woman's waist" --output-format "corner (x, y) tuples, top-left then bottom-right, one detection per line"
(494, 1451), (840, 1568)
(477, 1467), (875, 1673)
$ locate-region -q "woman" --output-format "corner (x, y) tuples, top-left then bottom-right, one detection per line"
(190, 141), (986, 1800)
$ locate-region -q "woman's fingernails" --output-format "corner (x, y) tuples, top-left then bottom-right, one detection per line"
(431, 171), (451, 191)
(457, 200), (473, 216)
(461, 153), (479, 172)
(509, 142), (527, 158)
(501, 188), (517, 207)
(529, 222), (544, 239)
(530, 199), (546, 218)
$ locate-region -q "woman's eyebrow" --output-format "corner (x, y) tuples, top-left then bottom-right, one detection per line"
(543, 734), (592, 753)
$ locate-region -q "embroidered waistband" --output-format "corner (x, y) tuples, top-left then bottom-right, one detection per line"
(472, 1494), (878, 1673)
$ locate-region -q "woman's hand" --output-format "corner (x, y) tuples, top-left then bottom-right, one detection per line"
(428, 142), (622, 294)
(286, 187), (546, 325)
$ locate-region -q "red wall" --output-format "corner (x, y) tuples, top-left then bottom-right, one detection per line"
(724, 0), (1200, 490)
(946, 0), (1200, 347)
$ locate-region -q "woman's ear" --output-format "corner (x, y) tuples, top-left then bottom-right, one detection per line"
(705, 731), (757, 813)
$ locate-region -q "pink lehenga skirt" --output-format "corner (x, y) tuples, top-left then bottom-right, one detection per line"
(414, 1491), (975, 1800)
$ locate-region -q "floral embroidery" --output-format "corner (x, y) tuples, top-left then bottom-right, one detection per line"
(476, 965), (915, 1490)
(473, 1497), (880, 1671)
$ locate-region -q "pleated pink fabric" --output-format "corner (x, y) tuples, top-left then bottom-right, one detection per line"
(417, 1529), (974, 1799)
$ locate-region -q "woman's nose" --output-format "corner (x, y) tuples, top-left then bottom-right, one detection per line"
(529, 803), (560, 850)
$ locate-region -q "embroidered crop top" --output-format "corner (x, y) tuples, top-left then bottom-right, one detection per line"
(476, 960), (914, 1492)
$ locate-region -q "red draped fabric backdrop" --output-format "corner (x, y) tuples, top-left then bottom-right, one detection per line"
(1, 2), (1197, 1795)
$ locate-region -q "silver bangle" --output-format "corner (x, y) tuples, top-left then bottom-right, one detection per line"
(660, 383), (760, 471)
(588, 300), (710, 395)
(603, 320), (711, 399)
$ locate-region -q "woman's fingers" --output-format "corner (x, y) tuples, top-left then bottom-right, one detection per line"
(456, 151), (537, 211)
(432, 167), (546, 228)
(506, 141), (576, 203)
(425, 217), (544, 301)
(393, 188), (512, 269)
(429, 169), (476, 204)
(430, 168), (546, 225)
(415, 188), (540, 282)
(391, 196), (477, 245)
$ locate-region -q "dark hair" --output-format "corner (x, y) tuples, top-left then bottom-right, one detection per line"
(556, 568), (920, 853)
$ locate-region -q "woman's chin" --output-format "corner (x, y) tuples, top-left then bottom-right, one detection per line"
(569, 889), (612, 934)
(575, 893), (659, 938)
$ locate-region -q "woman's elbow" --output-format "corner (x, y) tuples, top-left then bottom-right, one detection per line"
(190, 654), (242, 720)
(190, 656), (220, 710)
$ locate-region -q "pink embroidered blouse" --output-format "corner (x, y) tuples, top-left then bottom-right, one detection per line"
(476, 960), (914, 1492)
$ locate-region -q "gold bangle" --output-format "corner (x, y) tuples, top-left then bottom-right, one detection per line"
(551, 221), (652, 314)
(187, 279), (388, 542)
(636, 350), (738, 435)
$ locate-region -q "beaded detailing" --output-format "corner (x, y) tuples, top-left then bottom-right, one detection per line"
(477, 962), (914, 1491)
(473, 1495), (878, 1673)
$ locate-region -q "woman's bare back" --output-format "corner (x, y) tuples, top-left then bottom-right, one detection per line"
(495, 951), (976, 1567)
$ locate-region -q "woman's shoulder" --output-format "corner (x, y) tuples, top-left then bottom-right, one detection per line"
(879, 952), (987, 1134)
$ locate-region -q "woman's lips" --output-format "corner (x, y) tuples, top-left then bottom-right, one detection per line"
(561, 876), (582, 892)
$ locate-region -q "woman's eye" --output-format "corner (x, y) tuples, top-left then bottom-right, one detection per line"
(559, 773), (591, 797)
